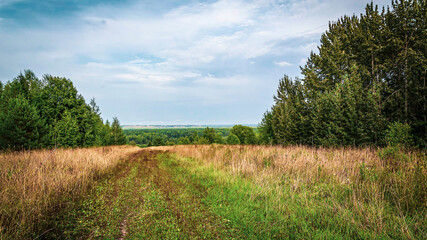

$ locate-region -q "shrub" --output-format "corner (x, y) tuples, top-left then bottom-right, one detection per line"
(384, 121), (413, 148)
(226, 134), (240, 145)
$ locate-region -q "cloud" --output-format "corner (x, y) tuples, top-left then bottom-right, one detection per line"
(0, 0), (392, 124)
(274, 61), (292, 67)
(0, 0), (25, 7)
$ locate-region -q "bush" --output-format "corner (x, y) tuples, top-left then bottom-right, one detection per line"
(195, 137), (210, 145)
(384, 121), (413, 148)
(226, 134), (240, 145)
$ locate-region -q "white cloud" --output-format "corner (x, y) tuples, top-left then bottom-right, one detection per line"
(274, 61), (292, 67)
(0, 0), (393, 123)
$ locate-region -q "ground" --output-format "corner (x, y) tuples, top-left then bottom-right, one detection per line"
(44, 149), (240, 239)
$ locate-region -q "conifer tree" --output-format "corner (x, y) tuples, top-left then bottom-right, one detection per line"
(0, 95), (44, 149)
(55, 110), (79, 148)
(260, 0), (426, 147)
(111, 117), (126, 145)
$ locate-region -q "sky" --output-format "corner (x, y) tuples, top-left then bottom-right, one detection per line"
(0, 0), (390, 125)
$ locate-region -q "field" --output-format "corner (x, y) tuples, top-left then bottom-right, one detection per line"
(0, 146), (141, 239)
(0, 145), (425, 239)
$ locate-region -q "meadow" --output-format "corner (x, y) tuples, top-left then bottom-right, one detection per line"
(0, 145), (140, 239)
(1, 144), (425, 239)
(155, 145), (426, 239)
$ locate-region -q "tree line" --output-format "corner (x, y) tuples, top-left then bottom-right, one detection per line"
(125, 125), (257, 147)
(0, 70), (126, 150)
(259, 0), (426, 148)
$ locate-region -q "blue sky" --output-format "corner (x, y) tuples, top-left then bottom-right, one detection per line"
(0, 0), (390, 125)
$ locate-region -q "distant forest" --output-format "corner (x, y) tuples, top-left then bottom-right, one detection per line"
(259, 0), (426, 148)
(0, 70), (126, 150)
(125, 125), (258, 147)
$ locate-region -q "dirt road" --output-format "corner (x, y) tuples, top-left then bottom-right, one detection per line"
(44, 149), (238, 239)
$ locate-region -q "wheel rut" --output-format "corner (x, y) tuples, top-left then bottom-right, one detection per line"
(48, 149), (237, 239)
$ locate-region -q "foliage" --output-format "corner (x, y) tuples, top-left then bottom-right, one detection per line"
(124, 126), (258, 147)
(0, 95), (45, 149)
(258, 110), (275, 145)
(260, 0), (426, 148)
(384, 121), (413, 147)
(55, 110), (79, 148)
(111, 117), (127, 145)
(0, 70), (126, 150)
(124, 127), (231, 146)
(230, 125), (257, 144)
(194, 137), (210, 145)
(226, 133), (240, 145)
(202, 127), (216, 144)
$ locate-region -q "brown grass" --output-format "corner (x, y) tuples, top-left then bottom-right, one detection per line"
(154, 144), (426, 238)
(0, 145), (141, 239)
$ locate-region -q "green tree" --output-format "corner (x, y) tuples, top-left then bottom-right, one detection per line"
(0, 81), (3, 99)
(264, 0), (425, 147)
(203, 127), (216, 144)
(178, 136), (191, 145)
(271, 76), (309, 145)
(55, 110), (79, 148)
(231, 125), (257, 145)
(258, 110), (275, 145)
(111, 117), (126, 145)
(195, 137), (210, 145)
(0, 95), (44, 149)
(226, 133), (240, 145)
(215, 133), (224, 144)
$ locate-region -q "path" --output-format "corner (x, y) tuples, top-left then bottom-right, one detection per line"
(45, 149), (238, 239)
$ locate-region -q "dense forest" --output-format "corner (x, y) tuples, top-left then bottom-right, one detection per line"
(125, 125), (257, 146)
(0, 70), (126, 150)
(259, 0), (426, 148)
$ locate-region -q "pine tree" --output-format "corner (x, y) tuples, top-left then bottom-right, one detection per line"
(55, 110), (79, 148)
(111, 117), (126, 145)
(266, 0), (426, 147)
(0, 95), (44, 149)
(258, 110), (275, 145)
(271, 76), (308, 145)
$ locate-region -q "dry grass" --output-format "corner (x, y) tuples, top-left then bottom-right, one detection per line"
(0, 145), (141, 239)
(154, 144), (426, 238)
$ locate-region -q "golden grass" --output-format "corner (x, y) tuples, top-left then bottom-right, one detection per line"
(154, 144), (426, 238)
(0, 145), (141, 239)
(154, 145), (384, 184)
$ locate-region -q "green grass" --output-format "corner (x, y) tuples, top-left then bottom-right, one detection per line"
(32, 149), (424, 239)
(43, 151), (239, 239)
(160, 153), (425, 239)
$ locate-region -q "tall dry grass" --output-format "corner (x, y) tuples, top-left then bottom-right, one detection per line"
(0, 145), (141, 239)
(156, 144), (426, 238)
